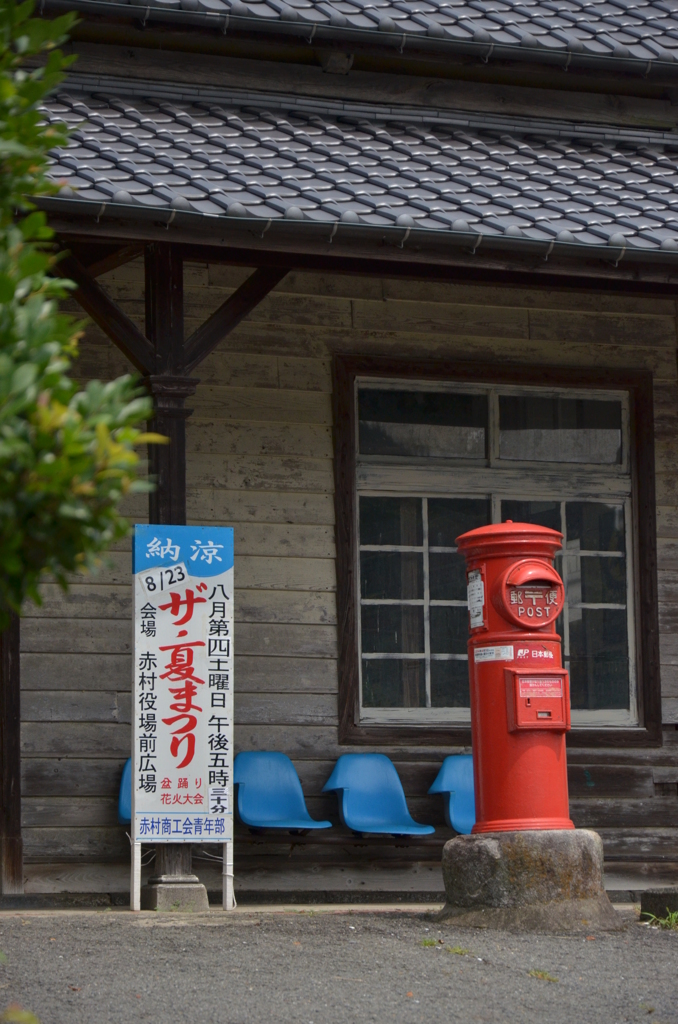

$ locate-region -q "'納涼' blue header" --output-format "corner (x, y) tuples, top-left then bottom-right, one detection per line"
(133, 525), (234, 577)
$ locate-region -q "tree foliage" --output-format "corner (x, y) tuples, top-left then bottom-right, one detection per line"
(0, 0), (159, 629)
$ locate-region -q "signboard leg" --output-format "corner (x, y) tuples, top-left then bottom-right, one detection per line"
(223, 841), (236, 910)
(131, 841), (141, 912)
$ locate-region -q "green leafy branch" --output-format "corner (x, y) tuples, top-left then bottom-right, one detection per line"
(0, 0), (162, 628)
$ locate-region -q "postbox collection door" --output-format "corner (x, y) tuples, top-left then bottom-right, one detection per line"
(505, 668), (571, 732)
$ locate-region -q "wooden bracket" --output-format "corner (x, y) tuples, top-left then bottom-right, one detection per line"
(61, 246), (287, 378)
(183, 266), (287, 373)
(59, 252), (155, 375)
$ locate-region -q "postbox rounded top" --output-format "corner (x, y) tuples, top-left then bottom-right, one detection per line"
(455, 521), (563, 561)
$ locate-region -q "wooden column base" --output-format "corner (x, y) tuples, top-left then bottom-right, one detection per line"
(0, 615), (22, 895)
(0, 836), (24, 895)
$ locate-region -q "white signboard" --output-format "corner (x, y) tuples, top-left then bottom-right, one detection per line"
(132, 525), (234, 844)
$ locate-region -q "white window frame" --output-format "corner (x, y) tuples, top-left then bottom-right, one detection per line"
(355, 377), (637, 729)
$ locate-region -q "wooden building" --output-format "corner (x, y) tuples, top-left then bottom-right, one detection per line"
(4, 0), (678, 900)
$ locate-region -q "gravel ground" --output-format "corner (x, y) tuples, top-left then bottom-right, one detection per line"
(0, 906), (675, 1024)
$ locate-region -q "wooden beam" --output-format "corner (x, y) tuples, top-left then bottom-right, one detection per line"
(85, 243), (144, 279)
(49, 219), (678, 289)
(59, 253), (155, 375)
(183, 267), (287, 373)
(0, 614), (22, 894)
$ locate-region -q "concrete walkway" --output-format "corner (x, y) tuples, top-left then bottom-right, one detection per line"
(0, 905), (674, 1024)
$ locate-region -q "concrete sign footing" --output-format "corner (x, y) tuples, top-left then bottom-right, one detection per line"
(140, 874), (210, 912)
(437, 828), (624, 933)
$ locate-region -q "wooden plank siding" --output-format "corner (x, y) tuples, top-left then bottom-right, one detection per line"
(18, 257), (678, 876)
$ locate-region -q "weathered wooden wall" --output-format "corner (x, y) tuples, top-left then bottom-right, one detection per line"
(19, 258), (678, 885)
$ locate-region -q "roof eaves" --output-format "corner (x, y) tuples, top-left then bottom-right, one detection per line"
(37, 195), (678, 271)
(42, 0), (678, 80)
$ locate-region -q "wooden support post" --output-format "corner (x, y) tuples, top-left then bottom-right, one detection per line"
(141, 242), (209, 911)
(147, 376), (198, 525)
(0, 614), (23, 894)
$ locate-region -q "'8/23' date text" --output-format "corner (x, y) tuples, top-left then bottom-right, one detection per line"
(142, 563), (188, 595)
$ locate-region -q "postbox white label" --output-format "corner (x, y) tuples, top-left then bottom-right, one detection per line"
(475, 645), (515, 663)
(518, 677), (563, 698)
(467, 570), (485, 628)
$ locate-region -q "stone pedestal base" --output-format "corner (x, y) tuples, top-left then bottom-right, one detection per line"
(140, 847), (209, 912)
(437, 829), (623, 933)
(140, 874), (209, 913)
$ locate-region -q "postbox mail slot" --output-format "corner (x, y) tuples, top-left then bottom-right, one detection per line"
(505, 669), (570, 733)
(493, 558), (565, 629)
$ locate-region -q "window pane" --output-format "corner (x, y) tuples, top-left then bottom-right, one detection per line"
(430, 606), (468, 655)
(431, 661), (470, 708)
(566, 502), (625, 552)
(501, 500), (561, 533)
(568, 608), (629, 710)
(566, 555), (627, 605)
(428, 497), (491, 546)
(499, 395), (622, 464)
(361, 552), (423, 600)
(360, 497), (422, 546)
(430, 552), (467, 601)
(361, 606), (424, 653)
(359, 389), (487, 458)
(362, 659), (426, 708)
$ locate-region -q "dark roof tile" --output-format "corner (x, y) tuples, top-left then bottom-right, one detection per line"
(45, 0), (678, 69)
(42, 78), (678, 255)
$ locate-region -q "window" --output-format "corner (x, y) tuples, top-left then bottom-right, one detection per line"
(354, 379), (637, 728)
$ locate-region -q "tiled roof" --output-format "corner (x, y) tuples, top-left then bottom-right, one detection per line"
(42, 76), (678, 260)
(45, 0), (678, 71)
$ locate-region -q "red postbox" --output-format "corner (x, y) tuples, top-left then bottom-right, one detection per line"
(455, 522), (573, 833)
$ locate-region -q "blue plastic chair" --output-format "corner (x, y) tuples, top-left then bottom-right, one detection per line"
(322, 753), (434, 836)
(233, 752), (332, 832)
(428, 755), (476, 835)
(118, 757), (132, 825)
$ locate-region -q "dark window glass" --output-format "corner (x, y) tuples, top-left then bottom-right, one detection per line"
(430, 606), (468, 655)
(431, 661), (470, 708)
(501, 500), (562, 533)
(362, 659), (426, 708)
(566, 502), (625, 552)
(361, 606), (424, 654)
(430, 552), (467, 601)
(567, 556), (627, 605)
(360, 497), (422, 546)
(359, 389), (487, 458)
(428, 498), (491, 547)
(499, 395), (622, 464)
(360, 552), (423, 600)
(568, 608), (629, 710)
